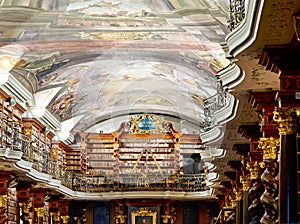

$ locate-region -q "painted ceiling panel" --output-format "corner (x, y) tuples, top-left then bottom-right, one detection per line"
(0, 0), (231, 134)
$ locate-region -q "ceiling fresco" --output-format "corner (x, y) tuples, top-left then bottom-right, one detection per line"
(0, 0), (232, 135)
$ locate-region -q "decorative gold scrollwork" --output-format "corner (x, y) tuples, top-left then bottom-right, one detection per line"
(233, 188), (243, 201)
(258, 137), (279, 160)
(240, 176), (251, 191)
(273, 107), (300, 135)
(0, 195), (7, 208)
(129, 114), (166, 134)
(246, 161), (263, 180)
(35, 207), (45, 217)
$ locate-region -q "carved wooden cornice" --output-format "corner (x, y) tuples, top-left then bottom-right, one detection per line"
(238, 122), (262, 140)
(259, 38), (300, 98)
(249, 91), (278, 110)
(227, 161), (243, 173)
(249, 151), (263, 164)
(224, 171), (237, 183)
(249, 91), (279, 137)
(232, 144), (250, 157)
(275, 92), (300, 108)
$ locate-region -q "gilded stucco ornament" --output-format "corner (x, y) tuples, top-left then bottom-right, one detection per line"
(240, 175), (251, 191)
(246, 161), (263, 180)
(129, 114), (167, 134)
(233, 188), (243, 201)
(35, 207), (45, 217)
(0, 195), (7, 208)
(273, 107), (300, 135)
(225, 194), (236, 208)
(61, 216), (70, 224)
(258, 137), (279, 160)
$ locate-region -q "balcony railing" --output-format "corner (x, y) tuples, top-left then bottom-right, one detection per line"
(71, 173), (207, 192)
(203, 79), (228, 131)
(228, 0), (246, 31)
(0, 120), (208, 193)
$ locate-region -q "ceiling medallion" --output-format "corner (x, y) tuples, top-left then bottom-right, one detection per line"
(129, 114), (166, 134)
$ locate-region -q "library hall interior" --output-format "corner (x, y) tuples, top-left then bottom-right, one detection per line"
(0, 0), (300, 223)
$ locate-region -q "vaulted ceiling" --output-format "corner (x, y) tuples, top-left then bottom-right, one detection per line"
(0, 0), (233, 136)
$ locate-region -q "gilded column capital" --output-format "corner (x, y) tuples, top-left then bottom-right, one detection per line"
(224, 194), (236, 208)
(246, 161), (263, 179)
(273, 107), (300, 135)
(240, 175), (251, 191)
(233, 188), (243, 201)
(35, 207), (45, 217)
(61, 216), (70, 224)
(258, 137), (279, 160)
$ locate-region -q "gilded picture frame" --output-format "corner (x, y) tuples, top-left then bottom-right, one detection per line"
(131, 208), (157, 224)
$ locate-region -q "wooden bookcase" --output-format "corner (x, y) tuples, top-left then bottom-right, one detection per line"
(78, 114), (205, 186)
(22, 118), (54, 173)
(0, 88), (26, 150)
(81, 133), (116, 176)
(65, 145), (86, 174)
(117, 134), (178, 176)
(50, 140), (68, 179)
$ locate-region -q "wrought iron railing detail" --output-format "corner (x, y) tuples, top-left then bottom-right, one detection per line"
(0, 119), (30, 153)
(71, 173), (207, 193)
(203, 79), (228, 131)
(228, 0), (246, 31)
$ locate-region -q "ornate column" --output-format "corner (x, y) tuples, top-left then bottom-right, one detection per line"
(232, 144), (250, 224)
(226, 160), (243, 224)
(233, 187), (243, 224)
(237, 122), (265, 224)
(161, 202), (177, 224)
(48, 197), (60, 224)
(239, 175), (250, 224)
(0, 194), (7, 224)
(59, 199), (71, 224)
(273, 107), (298, 223)
(17, 181), (34, 224)
(0, 172), (13, 224)
(31, 189), (47, 224)
(246, 153), (264, 224)
(258, 137), (279, 224)
(219, 181), (236, 224)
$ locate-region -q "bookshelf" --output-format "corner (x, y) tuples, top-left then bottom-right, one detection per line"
(0, 89), (25, 150)
(77, 114), (205, 187)
(22, 118), (54, 173)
